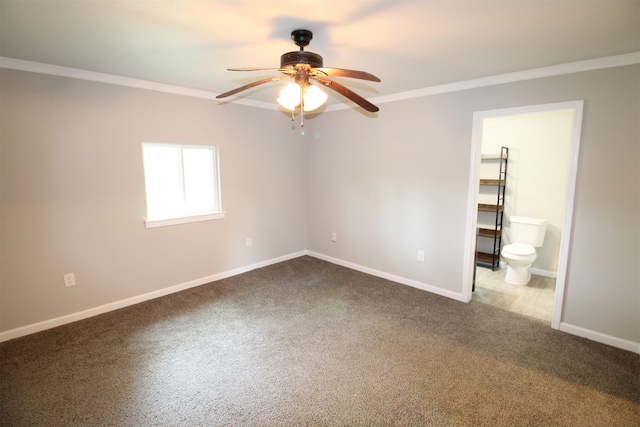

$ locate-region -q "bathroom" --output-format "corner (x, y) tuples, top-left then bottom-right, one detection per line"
(472, 105), (577, 323)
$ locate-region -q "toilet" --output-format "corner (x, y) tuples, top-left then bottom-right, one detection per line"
(501, 216), (547, 285)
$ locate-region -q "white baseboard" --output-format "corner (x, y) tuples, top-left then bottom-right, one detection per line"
(559, 322), (640, 354)
(4, 251), (637, 356)
(0, 251), (306, 343)
(529, 267), (557, 279)
(309, 252), (639, 354)
(496, 262), (557, 279)
(306, 251), (467, 302)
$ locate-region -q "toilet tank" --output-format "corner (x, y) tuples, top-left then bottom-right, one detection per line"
(509, 216), (547, 247)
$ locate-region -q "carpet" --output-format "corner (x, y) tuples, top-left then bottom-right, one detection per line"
(1, 256), (638, 426)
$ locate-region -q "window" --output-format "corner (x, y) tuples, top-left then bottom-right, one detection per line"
(142, 143), (223, 228)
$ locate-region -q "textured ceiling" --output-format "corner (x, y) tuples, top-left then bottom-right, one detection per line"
(1, 1), (638, 107)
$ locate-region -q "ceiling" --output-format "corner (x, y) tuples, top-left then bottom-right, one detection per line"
(1, 1), (638, 108)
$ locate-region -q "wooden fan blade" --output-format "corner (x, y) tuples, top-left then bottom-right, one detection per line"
(227, 67), (280, 72)
(315, 67), (381, 82)
(216, 76), (291, 99)
(314, 77), (379, 112)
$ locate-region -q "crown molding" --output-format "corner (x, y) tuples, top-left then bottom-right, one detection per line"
(2, 53), (638, 111)
(326, 52), (640, 111)
(0, 57), (278, 110)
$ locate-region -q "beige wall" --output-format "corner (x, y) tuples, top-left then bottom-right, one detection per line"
(1, 70), (308, 331)
(308, 65), (639, 345)
(2, 64), (638, 349)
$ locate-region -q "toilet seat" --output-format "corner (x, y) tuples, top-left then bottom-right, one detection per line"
(503, 243), (535, 256)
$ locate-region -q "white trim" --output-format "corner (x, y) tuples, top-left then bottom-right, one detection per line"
(461, 111), (483, 301)
(478, 262), (558, 279)
(306, 251), (467, 302)
(559, 322), (640, 355)
(326, 53), (640, 111)
(0, 251), (306, 343)
(144, 211), (225, 228)
(3, 249), (636, 355)
(2, 53), (638, 110)
(528, 267), (557, 279)
(552, 102), (584, 329)
(308, 251), (639, 354)
(0, 57), (278, 110)
(464, 100), (585, 332)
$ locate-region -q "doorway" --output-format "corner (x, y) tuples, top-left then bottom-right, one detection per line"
(462, 101), (584, 329)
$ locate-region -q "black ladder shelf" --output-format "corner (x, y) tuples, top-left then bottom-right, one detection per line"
(476, 147), (508, 271)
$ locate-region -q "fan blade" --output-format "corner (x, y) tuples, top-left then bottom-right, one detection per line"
(227, 67), (280, 72)
(216, 76), (291, 99)
(315, 68), (381, 82)
(314, 77), (379, 112)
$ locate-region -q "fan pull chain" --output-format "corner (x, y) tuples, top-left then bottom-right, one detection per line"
(300, 85), (305, 127)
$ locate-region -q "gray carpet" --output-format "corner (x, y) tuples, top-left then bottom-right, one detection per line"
(1, 256), (638, 426)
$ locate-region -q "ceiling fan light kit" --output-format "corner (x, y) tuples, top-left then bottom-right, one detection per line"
(216, 29), (380, 126)
(277, 83), (327, 112)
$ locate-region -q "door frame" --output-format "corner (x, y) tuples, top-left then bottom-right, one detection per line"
(462, 100), (584, 329)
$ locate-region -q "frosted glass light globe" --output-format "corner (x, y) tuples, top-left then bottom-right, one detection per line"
(277, 83), (301, 110)
(277, 83), (327, 111)
(302, 85), (328, 111)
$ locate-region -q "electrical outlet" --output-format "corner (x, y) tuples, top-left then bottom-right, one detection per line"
(330, 232), (338, 242)
(417, 250), (425, 262)
(63, 273), (76, 287)
(246, 238), (252, 247)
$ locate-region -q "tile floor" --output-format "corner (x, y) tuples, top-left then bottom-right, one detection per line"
(473, 266), (556, 323)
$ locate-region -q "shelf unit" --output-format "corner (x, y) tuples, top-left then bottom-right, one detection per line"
(476, 147), (508, 270)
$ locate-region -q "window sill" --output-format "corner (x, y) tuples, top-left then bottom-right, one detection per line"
(145, 211), (225, 229)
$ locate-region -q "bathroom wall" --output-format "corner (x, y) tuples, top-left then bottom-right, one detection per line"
(480, 109), (574, 274)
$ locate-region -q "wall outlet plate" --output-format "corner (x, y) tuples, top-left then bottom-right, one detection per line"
(64, 273), (76, 287)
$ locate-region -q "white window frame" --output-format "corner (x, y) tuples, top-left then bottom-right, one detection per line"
(142, 142), (224, 228)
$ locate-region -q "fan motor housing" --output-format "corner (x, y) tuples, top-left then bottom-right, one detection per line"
(281, 51), (323, 68)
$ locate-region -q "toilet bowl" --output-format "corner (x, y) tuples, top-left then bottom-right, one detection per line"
(500, 216), (547, 286)
(501, 243), (537, 285)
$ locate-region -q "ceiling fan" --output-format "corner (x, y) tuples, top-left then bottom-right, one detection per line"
(216, 29), (381, 126)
